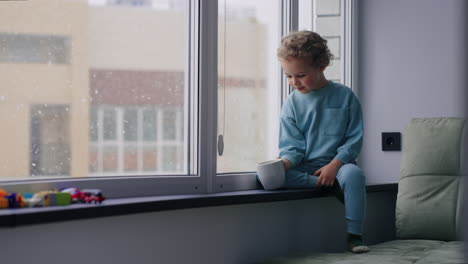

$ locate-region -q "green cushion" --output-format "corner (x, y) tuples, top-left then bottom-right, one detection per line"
(455, 176), (465, 240)
(257, 240), (465, 264)
(400, 118), (464, 178)
(413, 241), (465, 264)
(396, 117), (465, 240)
(396, 176), (460, 240)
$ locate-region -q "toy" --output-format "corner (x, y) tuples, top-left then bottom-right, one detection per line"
(4, 193), (26, 208)
(22, 193), (34, 199)
(61, 187), (83, 203)
(0, 188), (104, 209)
(26, 191), (52, 207)
(5, 193), (19, 208)
(61, 188), (105, 203)
(0, 197), (8, 209)
(49, 192), (57, 206)
(81, 189), (105, 203)
(0, 189), (7, 208)
(55, 192), (71, 206)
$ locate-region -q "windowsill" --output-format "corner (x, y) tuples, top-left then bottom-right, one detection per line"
(0, 183), (397, 228)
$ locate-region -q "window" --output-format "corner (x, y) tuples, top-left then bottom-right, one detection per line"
(0, 33), (70, 64)
(216, 0), (281, 174)
(0, 0), (355, 197)
(298, 0), (354, 86)
(30, 105), (71, 177)
(88, 106), (183, 175)
(0, 0), (189, 180)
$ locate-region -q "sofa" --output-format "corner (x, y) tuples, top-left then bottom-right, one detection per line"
(260, 117), (466, 264)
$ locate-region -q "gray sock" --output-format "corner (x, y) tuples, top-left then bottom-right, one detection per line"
(347, 233), (370, 254)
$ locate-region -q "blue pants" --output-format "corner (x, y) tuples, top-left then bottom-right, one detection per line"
(284, 162), (366, 235)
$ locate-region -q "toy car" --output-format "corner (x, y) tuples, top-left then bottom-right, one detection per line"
(26, 191), (50, 207)
(61, 187), (83, 203)
(80, 189), (105, 204)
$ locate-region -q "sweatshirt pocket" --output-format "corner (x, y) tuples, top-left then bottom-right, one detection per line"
(323, 108), (349, 136)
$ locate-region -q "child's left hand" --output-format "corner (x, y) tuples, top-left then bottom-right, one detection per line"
(314, 159), (343, 186)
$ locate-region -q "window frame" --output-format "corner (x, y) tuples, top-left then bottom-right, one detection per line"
(211, 0), (296, 193)
(1, 0), (203, 198)
(298, 0), (354, 88)
(0, 0), (356, 199)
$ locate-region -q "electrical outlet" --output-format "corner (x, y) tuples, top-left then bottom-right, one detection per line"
(382, 132), (401, 151)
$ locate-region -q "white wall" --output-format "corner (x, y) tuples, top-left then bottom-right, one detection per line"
(358, 0), (467, 183)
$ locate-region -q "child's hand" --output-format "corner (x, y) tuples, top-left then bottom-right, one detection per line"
(314, 159), (343, 186)
(276, 157), (291, 171)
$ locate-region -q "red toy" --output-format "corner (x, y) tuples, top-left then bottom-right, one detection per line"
(61, 188), (83, 203)
(61, 188), (105, 204)
(81, 189), (105, 203)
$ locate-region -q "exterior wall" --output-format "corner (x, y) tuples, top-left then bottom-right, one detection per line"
(0, 0), (89, 178)
(89, 6), (186, 71)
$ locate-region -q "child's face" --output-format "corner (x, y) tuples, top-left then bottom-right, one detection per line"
(280, 57), (327, 94)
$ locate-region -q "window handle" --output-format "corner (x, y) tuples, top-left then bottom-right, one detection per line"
(217, 134), (224, 156)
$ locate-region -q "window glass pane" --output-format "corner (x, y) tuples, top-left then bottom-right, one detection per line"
(298, 0), (312, 30)
(30, 105), (71, 176)
(102, 146), (118, 172)
(316, 0), (340, 16)
(123, 108), (138, 141)
(142, 146), (157, 171)
(162, 146), (177, 172)
(325, 37), (340, 59)
(299, 0), (344, 84)
(315, 16), (341, 36)
(89, 107), (98, 141)
(177, 145), (184, 171)
(0, 0), (189, 179)
(89, 146), (99, 172)
(324, 59), (341, 81)
(124, 146), (138, 172)
(103, 109), (117, 141)
(143, 108), (157, 141)
(162, 109), (176, 141)
(0, 34), (70, 64)
(217, 0), (281, 173)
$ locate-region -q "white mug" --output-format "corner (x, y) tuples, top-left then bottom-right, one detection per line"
(256, 159), (285, 190)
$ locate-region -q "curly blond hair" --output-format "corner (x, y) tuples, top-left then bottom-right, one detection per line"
(277, 31), (333, 68)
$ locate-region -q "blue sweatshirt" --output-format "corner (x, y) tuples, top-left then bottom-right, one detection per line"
(279, 81), (363, 168)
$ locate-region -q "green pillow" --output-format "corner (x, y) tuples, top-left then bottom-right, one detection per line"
(396, 117), (465, 241)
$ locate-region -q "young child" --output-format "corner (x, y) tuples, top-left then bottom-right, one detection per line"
(277, 30), (369, 254)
